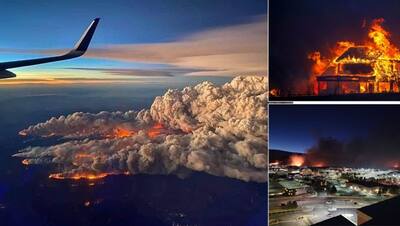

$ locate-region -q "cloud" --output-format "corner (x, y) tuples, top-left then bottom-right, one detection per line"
(91, 16), (267, 76)
(14, 76), (268, 183)
(5, 15), (267, 77)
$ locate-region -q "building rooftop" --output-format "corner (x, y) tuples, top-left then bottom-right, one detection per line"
(278, 180), (307, 190)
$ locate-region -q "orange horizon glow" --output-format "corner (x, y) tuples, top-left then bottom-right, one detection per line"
(113, 127), (136, 138)
(312, 162), (326, 168)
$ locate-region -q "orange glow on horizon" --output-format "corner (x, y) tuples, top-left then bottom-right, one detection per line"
(312, 162), (326, 168)
(289, 155), (305, 167)
(48, 171), (131, 181)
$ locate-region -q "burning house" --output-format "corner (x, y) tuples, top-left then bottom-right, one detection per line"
(316, 46), (400, 95)
(311, 18), (400, 95)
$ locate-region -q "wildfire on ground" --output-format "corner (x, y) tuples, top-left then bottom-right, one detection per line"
(311, 161), (326, 168)
(107, 123), (167, 139)
(21, 159), (29, 165)
(286, 155), (326, 168)
(13, 76), (267, 183)
(308, 18), (400, 95)
(49, 173), (109, 180)
(147, 123), (166, 138)
(289, 155), (305, 167)
(20, 122), (175, 180)
(112, 127), (135, 138)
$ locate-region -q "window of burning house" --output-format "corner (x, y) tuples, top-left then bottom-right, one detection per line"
(377, 82), (391, 92)
(340, 63), (374, 75)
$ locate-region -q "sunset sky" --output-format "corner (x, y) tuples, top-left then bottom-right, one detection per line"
(0, 0), (267, 85)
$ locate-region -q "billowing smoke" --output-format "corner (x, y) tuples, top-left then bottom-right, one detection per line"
(14, 76), (267, 183)
(305, 119), (400, 168)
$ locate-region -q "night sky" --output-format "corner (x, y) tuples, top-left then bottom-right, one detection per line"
(270, 0), (400, 93)
(269, 105), (400, 153)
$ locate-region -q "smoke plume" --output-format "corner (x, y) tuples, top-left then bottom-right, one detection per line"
(14, 76), (267, 183)
(306, 119), (400, 168)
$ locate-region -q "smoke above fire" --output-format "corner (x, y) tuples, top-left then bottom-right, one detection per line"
(13, 76), (267, 183)
(304, 119), (400, 168)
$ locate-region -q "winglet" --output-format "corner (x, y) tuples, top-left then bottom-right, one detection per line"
(72, 18), (100, 54)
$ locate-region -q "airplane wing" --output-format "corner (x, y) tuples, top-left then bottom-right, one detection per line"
(0, 18), (100, 79)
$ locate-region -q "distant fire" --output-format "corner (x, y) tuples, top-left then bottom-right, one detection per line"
(289, 155), (305, 167)
(113, 127), (135, 138)
(107, 123), (166, 139)
(21, 122), (172, 180)
(49, 173), (110, 180)
(48, 171), (130, 180)
(147, 123), (165, 138)
(311, 161), (326, 168)
(308, 18), (400, 95)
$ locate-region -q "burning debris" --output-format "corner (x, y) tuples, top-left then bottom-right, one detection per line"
(13, 76), (267, 183)
(309, 18), (400, 95)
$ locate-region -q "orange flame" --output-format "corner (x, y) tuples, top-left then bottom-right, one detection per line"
(22, 159), (29, 165)
(49, 172), (109, 180)
(308, 18), (400, 95)
(312, 162), (326, 168)
(48, 171), (130, 181)
(113, 127), (135, 138)
(289, 155), (305, 167)
(147, 123), (165, 138)
(368, 18), (399, 57)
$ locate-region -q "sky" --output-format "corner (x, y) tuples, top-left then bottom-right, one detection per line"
(269, 0), (400, 93)
(269, 105), (400, 153)
(0, 0), (267, 85)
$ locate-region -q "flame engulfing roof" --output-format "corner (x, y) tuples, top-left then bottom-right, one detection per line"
(335, 46), (381, 63)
